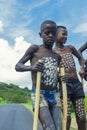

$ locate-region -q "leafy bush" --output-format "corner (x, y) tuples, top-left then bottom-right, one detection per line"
(0, 82), (31, 103)
(0, 97), (8, 104)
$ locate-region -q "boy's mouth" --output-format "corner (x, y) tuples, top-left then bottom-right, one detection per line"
(47, 39), (54, 43)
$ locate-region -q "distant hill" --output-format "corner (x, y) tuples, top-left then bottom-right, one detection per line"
(0, 82), (31, 103)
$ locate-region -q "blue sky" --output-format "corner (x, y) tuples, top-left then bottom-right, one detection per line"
(0, 0), (87, 92)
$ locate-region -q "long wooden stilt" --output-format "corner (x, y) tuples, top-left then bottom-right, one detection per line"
(33, 60), (42, 130)
(60, 67), (68, 130)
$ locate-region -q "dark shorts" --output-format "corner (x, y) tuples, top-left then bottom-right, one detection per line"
(60, 78), (85, 101)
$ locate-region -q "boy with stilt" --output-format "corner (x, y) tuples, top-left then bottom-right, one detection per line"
(54, 26), (86, 130)
(15, 20), (67, 130)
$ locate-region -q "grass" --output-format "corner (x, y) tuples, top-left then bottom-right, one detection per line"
(70, 128), (76, 130)
(70, 113), (77, 130)
(23, 100), (32, 111)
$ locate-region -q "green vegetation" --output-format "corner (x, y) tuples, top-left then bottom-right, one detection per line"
(84, 96), (87, 112)
(23, 101), (32, 111)
(0, 97), (9, 104)
(0, 82), (31, 103)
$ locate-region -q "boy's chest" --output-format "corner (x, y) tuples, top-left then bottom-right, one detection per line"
(33, 48), (57, 61)
(35, 48), (52, 57)
(59, 52), (75, 70)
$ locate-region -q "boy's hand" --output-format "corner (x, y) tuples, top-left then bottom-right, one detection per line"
(31, 60), (43, 72)
(79, 67), (84, 79)
(85, 60), (87, 66)
(60, 74), (68, 83)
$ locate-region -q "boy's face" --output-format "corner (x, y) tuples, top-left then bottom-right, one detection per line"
(57, 28), (67, 44)
(40, 23), (57, 47)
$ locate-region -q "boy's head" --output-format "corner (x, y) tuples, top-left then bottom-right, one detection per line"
(39, 20), (57, 47)
(57, 26), (67, 44)
(40, 20), (57, 32)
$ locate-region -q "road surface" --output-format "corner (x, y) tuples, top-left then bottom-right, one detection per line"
(0, 104), (42, 130)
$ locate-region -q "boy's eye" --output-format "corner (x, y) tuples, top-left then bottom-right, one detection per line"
(45, 31), (50, 35)
(45, 31), (55, 35)
(62, 32), (67, 36)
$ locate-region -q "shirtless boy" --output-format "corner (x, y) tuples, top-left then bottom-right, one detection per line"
(54, 26), (86, 130)
(15, 20), (63, 130)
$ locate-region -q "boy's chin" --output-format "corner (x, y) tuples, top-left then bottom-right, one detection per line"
(47, 41), (54, 45)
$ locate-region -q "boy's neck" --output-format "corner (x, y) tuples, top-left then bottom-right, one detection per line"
(56, 42), (64, 49)
(43, 43), (53, 50)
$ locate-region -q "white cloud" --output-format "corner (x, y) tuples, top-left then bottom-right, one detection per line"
(0, 37), (32, 89)
(27, 0), (50, 11)
(73, 23), (87, 33)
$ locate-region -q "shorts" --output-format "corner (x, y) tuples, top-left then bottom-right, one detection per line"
(60, 78), (85, 101)
(31, 89), (61, 111)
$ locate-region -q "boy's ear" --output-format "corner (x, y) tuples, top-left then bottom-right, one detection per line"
(39, 32), (42, 37)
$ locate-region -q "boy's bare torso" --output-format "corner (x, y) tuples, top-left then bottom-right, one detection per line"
(54, 46), (78, 78)
(30, 45), (61, 90)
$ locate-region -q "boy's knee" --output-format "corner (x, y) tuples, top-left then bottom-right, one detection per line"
(78, 116), (86, 123)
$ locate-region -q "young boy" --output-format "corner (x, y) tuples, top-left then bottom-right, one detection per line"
(78, 42), (87, 81)
(15, 20), (63, 130)
(54, 26), (86, 130)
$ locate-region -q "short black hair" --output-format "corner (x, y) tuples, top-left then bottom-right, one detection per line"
(57, 25), (67, 30)
(40, 20), (57, 32)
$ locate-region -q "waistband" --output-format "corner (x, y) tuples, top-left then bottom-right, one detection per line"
(68, 78), (79, 83)
(31, 88), (59, 95)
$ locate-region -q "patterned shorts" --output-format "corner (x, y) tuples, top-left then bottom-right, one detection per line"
(31, 89), (61, 111)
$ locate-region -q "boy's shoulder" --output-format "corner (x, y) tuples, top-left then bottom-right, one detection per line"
(66, 45), (76, 51)
(27, 44), (39, 54)
(66, 45), (74, 48)
(54, 45), (75, 52)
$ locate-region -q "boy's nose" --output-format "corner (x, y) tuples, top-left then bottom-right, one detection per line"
(49, 33), (53, 37)
(64, 35), (67, 40)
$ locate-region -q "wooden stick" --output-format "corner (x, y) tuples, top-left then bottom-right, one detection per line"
(60, 67), (67, 130)
(33, 60), (42, 130)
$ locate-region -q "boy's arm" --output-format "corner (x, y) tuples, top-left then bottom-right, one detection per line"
(78, 42), (87, 54)
(70, 45), (85, 78)
(15, 45), (43, 72)
(78, 42), (87, 66)
(69, 45), (84, 67)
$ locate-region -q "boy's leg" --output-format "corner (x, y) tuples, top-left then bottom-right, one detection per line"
(66, 116), (71, 130)
(50, 105), (62, 130)
(73, 98), (86, 130)
(39, 106), (56, 130)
